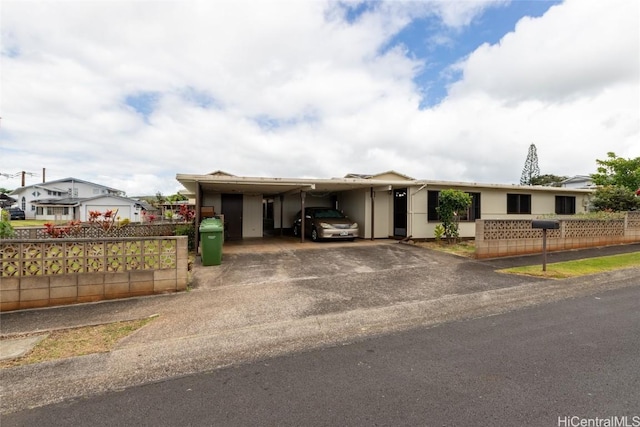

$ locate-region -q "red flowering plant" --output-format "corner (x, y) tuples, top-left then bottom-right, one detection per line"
(88, 209), (119, 232)
(43, 220), (82, 238)
(179, 205), (195, 222)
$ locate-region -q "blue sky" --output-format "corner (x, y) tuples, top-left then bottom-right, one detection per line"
(0, 0), (637, 196)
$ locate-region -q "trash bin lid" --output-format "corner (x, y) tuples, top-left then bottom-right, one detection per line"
(199, 217), (223, 232)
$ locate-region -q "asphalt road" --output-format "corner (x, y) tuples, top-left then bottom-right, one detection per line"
(4, 284), (639, 427)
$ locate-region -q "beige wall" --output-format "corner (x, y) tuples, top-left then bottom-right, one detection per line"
(410, 186), (592, 240)
(242, 194), (264, 238)
(338, 190), (367, 237)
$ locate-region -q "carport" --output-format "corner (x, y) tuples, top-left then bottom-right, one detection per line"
(176, 171), (416, 252)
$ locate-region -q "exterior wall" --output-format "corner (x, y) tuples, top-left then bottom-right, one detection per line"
(242, 194), (263, 238)
(338, 190), (367, 238)
(415, 186), (592, 240)
(275, 193), (332, 229)
(408, 187), (429, 239)
(373, 190), (392, 238)
(0, 236), (188, 312)
(202, 193), (221, 215)
(475, 212), (640, 259)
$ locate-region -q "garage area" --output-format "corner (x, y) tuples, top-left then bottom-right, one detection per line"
(176, 170), (416, 252)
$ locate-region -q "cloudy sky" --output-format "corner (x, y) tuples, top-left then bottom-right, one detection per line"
(1, 0), (638, 196)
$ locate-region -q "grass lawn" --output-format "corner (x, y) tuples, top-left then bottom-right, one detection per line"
(10, 220), (50, 227)
(498, 252), (640, 279)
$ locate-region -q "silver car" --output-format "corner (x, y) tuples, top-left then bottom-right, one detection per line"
(292, 207), (359, 241)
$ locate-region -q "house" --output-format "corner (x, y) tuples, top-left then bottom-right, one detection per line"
(561, 175), (595, 189)
(176, 170), (594, 244)
(0, 193), (17, 209)
(9, 177), (146, 222)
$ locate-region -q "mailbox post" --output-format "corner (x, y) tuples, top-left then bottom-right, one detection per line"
(531, 220), (560, 271)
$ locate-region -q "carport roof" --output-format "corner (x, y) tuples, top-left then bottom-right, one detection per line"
(176, 173), (414, 196)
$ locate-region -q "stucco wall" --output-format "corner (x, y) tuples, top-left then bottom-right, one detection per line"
(242, 194), (264, 238)
(338, 190), (367, 238)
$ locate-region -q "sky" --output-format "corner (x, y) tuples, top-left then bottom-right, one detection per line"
(0, 0), (638, 196)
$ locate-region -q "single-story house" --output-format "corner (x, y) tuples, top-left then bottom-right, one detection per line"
(176, 170), (594, 245)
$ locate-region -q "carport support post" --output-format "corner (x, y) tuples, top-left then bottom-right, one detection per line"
(541, 228), (548, 272)
(370, 187), (375, 241)
(279, 194), (284, 236)
(300, 191), (306, 243)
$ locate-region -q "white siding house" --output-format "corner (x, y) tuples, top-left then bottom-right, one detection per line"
(9, 178), (144, 222)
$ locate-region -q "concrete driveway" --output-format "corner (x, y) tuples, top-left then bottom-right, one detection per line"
(2, 240), (639, 414)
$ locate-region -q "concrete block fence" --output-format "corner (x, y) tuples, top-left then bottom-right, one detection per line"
(0, 236), (188, 312)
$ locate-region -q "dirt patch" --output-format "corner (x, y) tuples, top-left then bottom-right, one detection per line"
(0, 317), (155, 368)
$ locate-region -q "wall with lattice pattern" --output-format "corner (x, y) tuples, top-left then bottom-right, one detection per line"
(476, 212), (640, 259)
(4, 223), (179, 240)
(0, 236), (188, 311)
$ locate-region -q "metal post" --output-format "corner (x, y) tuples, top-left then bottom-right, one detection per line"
(542, 228), (548, 272)
(300, 191), (306, 243)
(279, 194), (284, 237)
(370, 187), (375, 241)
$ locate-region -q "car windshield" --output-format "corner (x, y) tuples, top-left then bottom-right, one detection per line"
(313, 209), (345, 219)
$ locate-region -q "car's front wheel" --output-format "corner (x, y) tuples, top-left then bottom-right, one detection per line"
(311, 228), (319, 242)
(293, 224), (299, 237)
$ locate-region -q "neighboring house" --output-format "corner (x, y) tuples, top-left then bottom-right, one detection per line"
(561, 175), (595, 189)
(9, 177), (144, 222)
(0, 193), (17, 208)
(176, 170), (594, 242)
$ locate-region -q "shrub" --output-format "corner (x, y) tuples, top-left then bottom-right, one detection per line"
(175, 224), (196, 251)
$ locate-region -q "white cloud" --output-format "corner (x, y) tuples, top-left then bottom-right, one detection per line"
(0, 0), (637, 196)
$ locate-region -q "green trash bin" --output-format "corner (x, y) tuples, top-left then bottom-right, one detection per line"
(199, 217), (224, 266)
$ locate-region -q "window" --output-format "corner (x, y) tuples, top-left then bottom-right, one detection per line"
(21, 197), (26, 211)
(63, 207), (69, 215)
(507, 194), (531, 214)
(428, 190), (481, 222)
(36, 207), (43, 215)
(555, 196), (576, 215)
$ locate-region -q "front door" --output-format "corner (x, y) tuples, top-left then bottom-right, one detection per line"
(221, 194), (243, 240)
(393, 188), (407, 237)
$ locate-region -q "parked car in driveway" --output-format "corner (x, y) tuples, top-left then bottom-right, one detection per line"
(6, 207), (25, 220)
(292, 207), (358, 241)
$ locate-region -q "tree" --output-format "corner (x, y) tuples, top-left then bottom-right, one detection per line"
(436, 189), (472, 243)
(591, 186), (640, 212)
(154, 191), (166, 206)
(0, 187), (12, 194)
(591, 152), (640, 192)
(529, 174), (568, 187)
(166, 193), (188, 203)
(520, 144), (541, 185)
